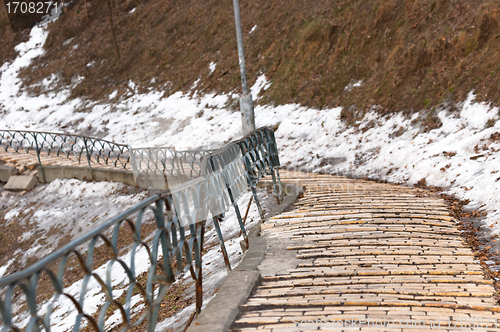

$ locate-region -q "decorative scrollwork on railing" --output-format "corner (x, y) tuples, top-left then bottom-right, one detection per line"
(0, 130), (40, 154)
(129, 147), (211, 190)
(0, 192), (205, 332)
(0, 127), (283, 331)
(237, 128), (281, 190)
(0, 130), (131, 182)
(81, 136), (130, 169)
(198, 127), (283, 270)
(0, 130), (131, 167)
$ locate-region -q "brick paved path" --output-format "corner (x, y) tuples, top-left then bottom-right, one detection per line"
(232, 171), (500, 331)
(0, 149), (201, 176)
(0, 148), (132, 170)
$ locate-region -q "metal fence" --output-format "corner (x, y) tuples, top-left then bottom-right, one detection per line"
(0, 127), (282, 331)
(0, 130), (211, 187)
(0, 191), (204, 332)
(201, 127), (282, 270)
(129, 147), (212, 190)
(0, 130), (131, 182)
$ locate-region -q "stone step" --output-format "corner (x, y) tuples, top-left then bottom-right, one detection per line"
(4, 175), (38, 191)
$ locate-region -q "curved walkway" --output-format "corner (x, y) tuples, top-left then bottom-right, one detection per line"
(232, 171), (500, 331)
(0, 147), (131, 170)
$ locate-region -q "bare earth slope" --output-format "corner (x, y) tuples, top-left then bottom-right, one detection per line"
(1, 0), (500, 119)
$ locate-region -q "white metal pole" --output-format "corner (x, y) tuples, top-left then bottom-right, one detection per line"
(232, 0), (255, 135)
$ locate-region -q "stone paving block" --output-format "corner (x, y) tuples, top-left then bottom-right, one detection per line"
(230, 171), (500, 331)
(4, 175), (38, 191)
(0, 165), (17, 182)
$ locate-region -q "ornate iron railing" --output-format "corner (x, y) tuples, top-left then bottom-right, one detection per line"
(200, 127), (283, 270)
(0, 191), (205, 332)
(203, 127), (283, 215)
(129, 147), (211, 189)
(0, 127), (282, 331)
(0, 130), (130, 182)
(237, 128), (281, 193)
(0, 130), (212, 187)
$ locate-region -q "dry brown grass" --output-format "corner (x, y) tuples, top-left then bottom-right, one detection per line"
(0, 2), (30, 65)
(1, 0), (500, 123)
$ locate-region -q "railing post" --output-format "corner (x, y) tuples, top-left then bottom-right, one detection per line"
(83, 138), (95, 181)
(251, 186), (265, 222)
(212, 215), (232, 271)
(270, 169), (281, 205)
(239, 195), (253, 237)
(195, 220), (205, 315)
(276, 168), (284, 201)
(33, 133), (46, 183)
(216, 155), (250, 250)
(267, 129), (284, 201)
(228, 188), (249, 249)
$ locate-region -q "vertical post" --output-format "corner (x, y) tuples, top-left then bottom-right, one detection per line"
(270, 169), (281, 205)
(238, 195), (253, 237)
(251, 187), (265, 222)
(232, 0), (255, 135)
(83, 138), (95, 181)
(276, 168), (284, 201)
(33, 133), (46, 183)
(195, 221), (205, 315)
(228, 190), (249, 248)
(213, 216), (232, 271)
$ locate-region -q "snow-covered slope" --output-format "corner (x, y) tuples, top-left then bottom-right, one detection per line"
(2, 26), (498, 233)
(1, 24), (500, 330)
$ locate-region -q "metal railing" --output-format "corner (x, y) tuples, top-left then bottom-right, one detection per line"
(0, 191), (204, 332)
(201, 127), (282, 270)
(238, 127), (282, 201)
(0, 130), (212, 187)
(129, 147), (212, 189)
(0, 127), (282, 331)
(204, 127), (283, 211)
(0, 130), (131, 182)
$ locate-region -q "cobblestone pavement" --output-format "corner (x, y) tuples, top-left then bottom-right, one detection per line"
(232, 171), (500, 331)
(0, 149), (202, 176)
(0, 148), (132, 171)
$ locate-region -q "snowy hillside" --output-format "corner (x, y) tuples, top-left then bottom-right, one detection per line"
(1, 23), (500, 330)
(2, 26), (499, 231)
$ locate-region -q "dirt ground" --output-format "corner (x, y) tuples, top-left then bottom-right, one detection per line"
(1, 0), (500, 127)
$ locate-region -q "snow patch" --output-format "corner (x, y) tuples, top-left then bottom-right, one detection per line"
(4, 209), (19, 220)
(0, 259), (14, 278)
(344, 80), (363, 91)
(209, 62), (216, 74)
(0, 179), (148, 268)
(250, 74), (271, 101)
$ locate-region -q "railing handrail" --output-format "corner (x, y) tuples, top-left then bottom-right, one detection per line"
(0, 130), (216, 184)
(195, 127), (283, 269)
(128, 146), (213, 188)
(0, 126), (283, 331)
(0, 193), (165, 287)
(0, 129), (129, 149)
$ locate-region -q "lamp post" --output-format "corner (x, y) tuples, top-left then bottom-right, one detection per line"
(232, 0), (255, 135)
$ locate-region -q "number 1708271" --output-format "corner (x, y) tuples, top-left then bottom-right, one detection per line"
(5, 2), (58, 14)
